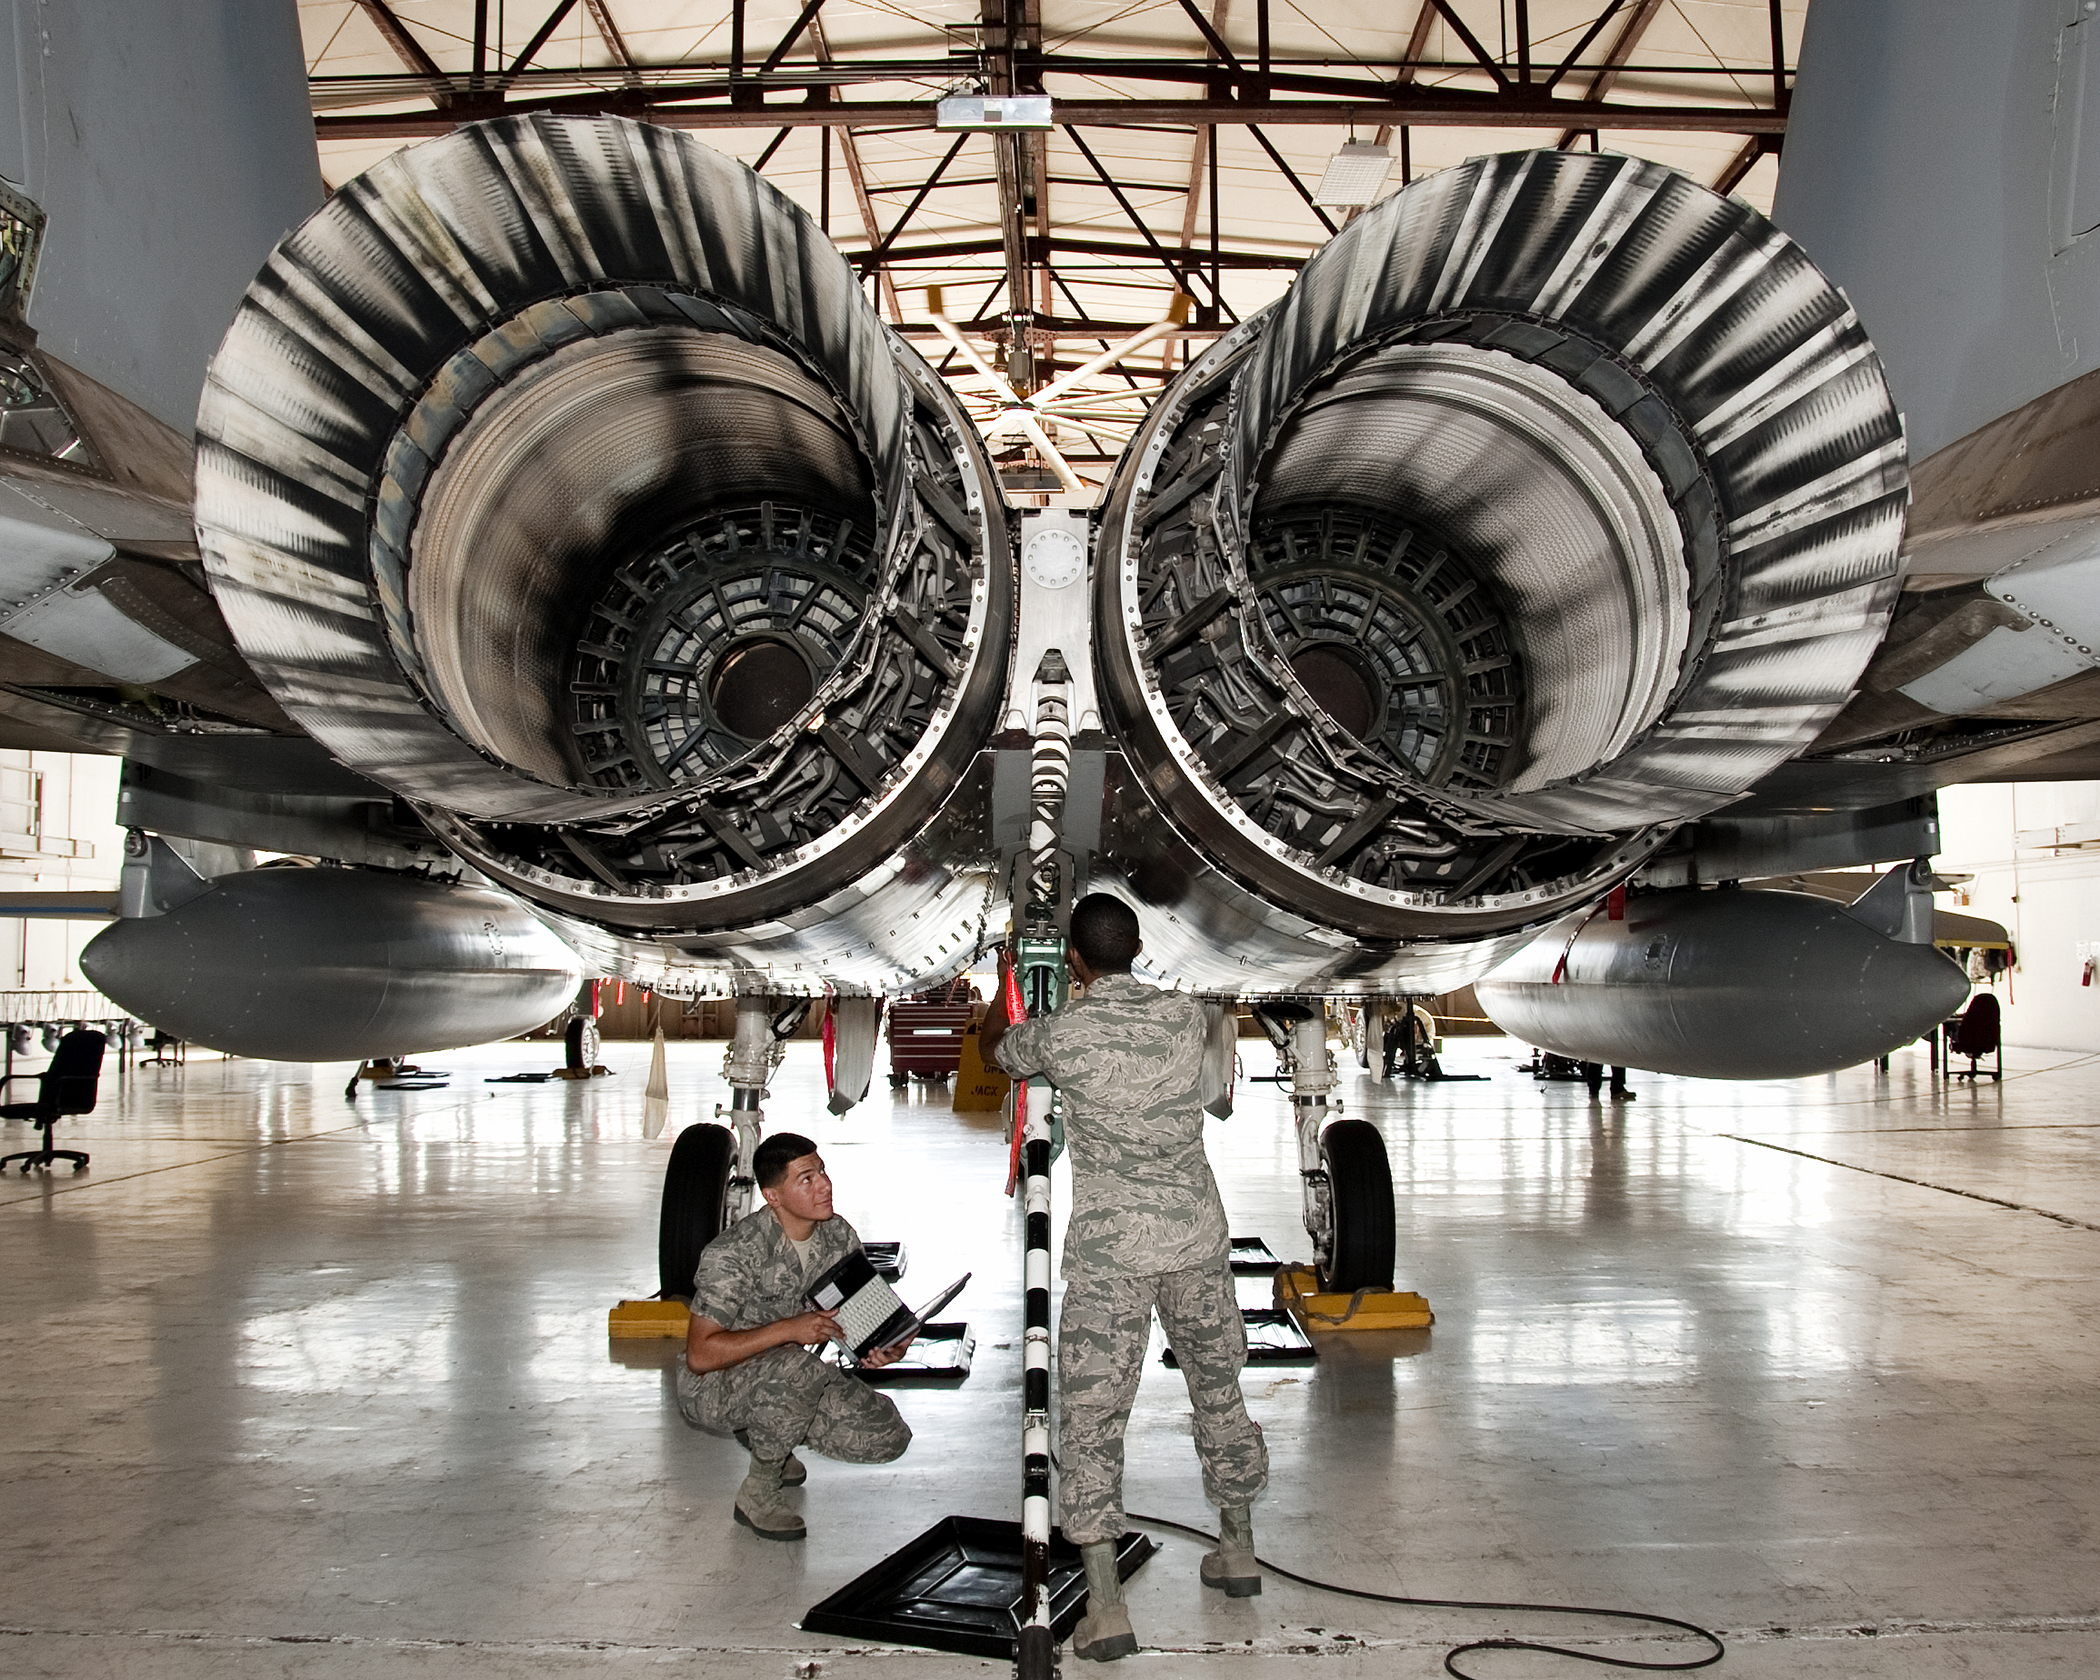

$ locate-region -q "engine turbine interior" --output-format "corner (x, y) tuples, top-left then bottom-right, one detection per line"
(194, 117), (1012, 990)
(1094, 150), (1912, 992)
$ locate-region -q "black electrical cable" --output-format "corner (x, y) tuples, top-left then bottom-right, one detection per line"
(1126, 1512), (1725, 1679)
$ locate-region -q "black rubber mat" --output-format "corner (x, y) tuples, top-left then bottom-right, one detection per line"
(1163, 1306), (1316, 1366)
(801, 1517), (1154, 1658)
(1229, 1235), (1283, 1273)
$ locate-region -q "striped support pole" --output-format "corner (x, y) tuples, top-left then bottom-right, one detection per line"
(1014, 655), (1071, 1679)
(1015, 1069), (1057, 1677)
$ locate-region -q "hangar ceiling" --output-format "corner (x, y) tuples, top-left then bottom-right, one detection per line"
(300, 0), (1805, 491)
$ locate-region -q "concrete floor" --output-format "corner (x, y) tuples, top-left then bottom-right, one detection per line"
(2, 1031), (2096, 1678)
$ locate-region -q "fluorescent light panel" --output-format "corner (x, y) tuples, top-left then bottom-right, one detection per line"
(936, 95), (1053, 131)
(1313, 142), (1395, 208)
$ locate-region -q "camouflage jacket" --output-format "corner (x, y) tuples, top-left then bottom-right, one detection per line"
(993, 970), (1229, 1282)
(689, 1207), (861, 1331)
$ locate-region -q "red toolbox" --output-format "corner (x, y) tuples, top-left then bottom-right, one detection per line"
(886, 984), (978, 1086)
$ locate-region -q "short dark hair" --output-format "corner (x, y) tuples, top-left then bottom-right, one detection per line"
(755, 1132), (820, 1189)
(1070, 893), (1141, 972)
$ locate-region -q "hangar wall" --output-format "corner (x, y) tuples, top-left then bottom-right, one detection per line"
(0, 749), (121, 994)
(1937, 780), (2100, 1052)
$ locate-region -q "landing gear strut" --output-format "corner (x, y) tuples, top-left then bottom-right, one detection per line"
(655, 994), (809, 1299)
(1253, 1002), (1398, 1294)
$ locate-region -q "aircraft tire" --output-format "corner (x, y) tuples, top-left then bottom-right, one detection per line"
(1318, 1119), (1395, 1293)
(564, 1015), (600, 1071)
(659, 1122), (735, 1301)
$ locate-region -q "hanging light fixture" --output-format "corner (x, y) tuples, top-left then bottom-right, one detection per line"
(936, 93), (1053, 131)
(1312, 140), (1395, 208)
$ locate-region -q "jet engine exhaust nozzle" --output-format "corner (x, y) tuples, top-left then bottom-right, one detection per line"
(1094, 149), (1911, 963)
(195, 116), (1010, 941)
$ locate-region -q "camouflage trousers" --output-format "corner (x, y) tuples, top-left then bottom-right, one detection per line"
(1056, 1265), (1268, 1546)
(677, 1344), (911, 1465)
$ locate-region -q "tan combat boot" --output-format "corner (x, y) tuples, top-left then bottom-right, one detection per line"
(732, 1455), (806, 1541)
(1071, 1539), (1138, 1661)
(1200, 1504), (1261, 1597)
(733, 1429), (807, 1485)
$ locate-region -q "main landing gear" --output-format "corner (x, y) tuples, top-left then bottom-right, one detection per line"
(656, 994), (809, 1300)
(1250, 1002), (1396, 1293)
(1351, 997), (1484, 1082)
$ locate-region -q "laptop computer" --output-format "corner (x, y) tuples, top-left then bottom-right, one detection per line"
(806, 1249), (971, 1361)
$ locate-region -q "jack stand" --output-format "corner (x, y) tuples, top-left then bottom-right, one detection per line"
(1377, 998), (1487, 1082)
(346, 1058), (447, 1098)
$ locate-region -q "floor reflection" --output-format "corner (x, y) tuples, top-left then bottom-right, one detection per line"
(1, 1031), (2094, 1675)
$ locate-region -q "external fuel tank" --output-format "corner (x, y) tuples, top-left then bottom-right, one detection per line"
(80, 868), (582, 1062)
(1474, 877), (1971, 1079)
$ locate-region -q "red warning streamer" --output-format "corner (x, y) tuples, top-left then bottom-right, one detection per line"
(1003, 960), (1030, 1196)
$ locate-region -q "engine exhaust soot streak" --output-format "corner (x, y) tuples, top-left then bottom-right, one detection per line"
(193, 115), (1014, 993)
(1091, 149), (1910, 998)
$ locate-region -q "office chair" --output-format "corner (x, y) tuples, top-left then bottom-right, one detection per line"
(1944, 993), (2003, 1083)
(0, 1028), (106, 1172)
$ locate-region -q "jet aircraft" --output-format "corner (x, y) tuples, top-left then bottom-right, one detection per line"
(0, 0), (2088, 1290)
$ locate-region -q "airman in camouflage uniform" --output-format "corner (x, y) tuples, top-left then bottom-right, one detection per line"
(988, 894), (1268, 1661)
(679, 1134), (912, 1540)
